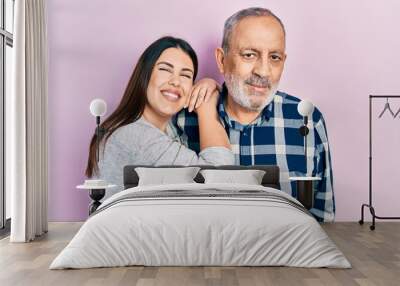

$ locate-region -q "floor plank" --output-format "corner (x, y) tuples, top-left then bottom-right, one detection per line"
(0, 222), (399, 286)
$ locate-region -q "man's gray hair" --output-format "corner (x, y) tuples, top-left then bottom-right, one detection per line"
(222, 7), (286, 54)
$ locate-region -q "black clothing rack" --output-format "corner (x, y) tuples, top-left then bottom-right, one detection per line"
(359, 95), (400, 230)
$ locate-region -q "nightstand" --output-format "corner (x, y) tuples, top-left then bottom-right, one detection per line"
(289, 176), (321, 210)
(77, 181), (117, 215)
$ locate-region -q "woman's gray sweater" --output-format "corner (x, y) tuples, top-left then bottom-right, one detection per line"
(94, 117), (234, 200)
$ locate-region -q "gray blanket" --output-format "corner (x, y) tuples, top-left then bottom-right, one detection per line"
(91, 188), (311, 218)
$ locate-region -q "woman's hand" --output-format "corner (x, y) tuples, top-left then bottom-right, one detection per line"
(195, 89), (220, 117)
(185, 78), (221, 112)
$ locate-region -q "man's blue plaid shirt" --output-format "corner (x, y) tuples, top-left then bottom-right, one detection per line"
(172, 84), (335, 222)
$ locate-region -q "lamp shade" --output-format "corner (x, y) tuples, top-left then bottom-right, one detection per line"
(90, 99), (107, 117)
(297, 99), (314, 117)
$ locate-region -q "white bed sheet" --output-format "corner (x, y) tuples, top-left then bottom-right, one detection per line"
(50, 183), (350, 269)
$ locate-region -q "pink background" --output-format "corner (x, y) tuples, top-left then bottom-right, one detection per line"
(47, 0), (400, 221)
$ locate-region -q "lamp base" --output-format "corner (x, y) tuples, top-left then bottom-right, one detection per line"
(289, 177), (321, 210)
(88, 189), (105, 215)
(296, 180), (313, 210)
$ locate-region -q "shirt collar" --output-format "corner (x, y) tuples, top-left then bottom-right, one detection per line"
(218, 82), (274, 129)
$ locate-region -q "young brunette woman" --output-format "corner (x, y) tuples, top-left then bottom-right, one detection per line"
(85, 36), (233, 199)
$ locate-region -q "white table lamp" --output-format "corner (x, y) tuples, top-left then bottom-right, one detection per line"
(297, 99), (314, 159)
(291, 99), (318, 210)
(89, 99), (107, 162)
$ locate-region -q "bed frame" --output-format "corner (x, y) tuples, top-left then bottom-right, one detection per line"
(123, 165), (281, 190)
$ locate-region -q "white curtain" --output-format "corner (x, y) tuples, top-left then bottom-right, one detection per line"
(9, 0), (48, 242)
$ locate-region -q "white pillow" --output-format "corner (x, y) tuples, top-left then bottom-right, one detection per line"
(200, 169), (266, 185)
(135, 167), (201, 186)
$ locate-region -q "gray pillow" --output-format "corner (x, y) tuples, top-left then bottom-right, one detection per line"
(200, 169), (266, 185)
(135, 167), (201, 186)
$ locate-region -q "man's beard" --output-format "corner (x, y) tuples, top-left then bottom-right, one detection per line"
(225, 73), (278, 112)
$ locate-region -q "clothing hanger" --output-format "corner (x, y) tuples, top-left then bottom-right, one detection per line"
(394, 106), (400, 118)
(378, 97), (395, 118)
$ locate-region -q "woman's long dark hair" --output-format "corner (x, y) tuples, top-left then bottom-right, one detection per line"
(85, 36), (198, 177)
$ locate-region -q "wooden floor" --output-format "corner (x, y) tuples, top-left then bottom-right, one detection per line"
(0, 222), (399, 286)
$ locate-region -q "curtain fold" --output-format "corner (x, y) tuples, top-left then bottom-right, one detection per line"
(9, 0), (48, 242)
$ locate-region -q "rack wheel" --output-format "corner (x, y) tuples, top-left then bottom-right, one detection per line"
(358, 220), (364, 225)
(370, 225), (375, 231)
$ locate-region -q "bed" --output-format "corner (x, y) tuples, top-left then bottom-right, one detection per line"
(50, 165), (350, 269)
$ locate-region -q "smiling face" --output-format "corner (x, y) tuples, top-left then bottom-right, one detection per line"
(216, 16), (286, 111)
(146, 47), (195, 119)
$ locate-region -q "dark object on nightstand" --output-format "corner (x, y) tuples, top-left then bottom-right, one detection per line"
(88, 189), (105, 215)
(289, 176), (321, 211)
(296, 181), (313, 210)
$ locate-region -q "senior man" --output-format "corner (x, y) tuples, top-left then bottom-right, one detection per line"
(173, 7), (334, 222)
